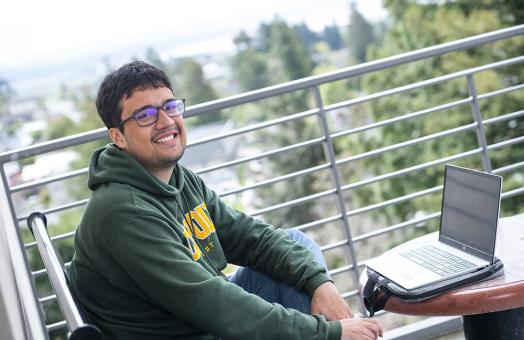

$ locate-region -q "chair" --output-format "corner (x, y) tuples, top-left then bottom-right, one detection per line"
(27, 212), (103, 340)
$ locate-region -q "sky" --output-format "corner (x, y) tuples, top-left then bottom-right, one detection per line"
(0, 0), (387, 71)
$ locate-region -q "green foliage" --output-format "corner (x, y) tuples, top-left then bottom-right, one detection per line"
(0, 78), (15, 117)
(293, 23), (320, 51)
(347, 2), (375, 64)
(270, 19), (314, 82)
(358, 1), (524, 229)
(173, 57), (222, 125)
(322, 23), (344, 51)
(232, 31), (270, 91)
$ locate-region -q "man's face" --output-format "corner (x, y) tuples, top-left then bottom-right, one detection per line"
(109, 86), (187, 180)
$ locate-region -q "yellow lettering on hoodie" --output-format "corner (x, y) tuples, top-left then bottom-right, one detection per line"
(182, 223), (202, 261)
(182, 202), (216, 261)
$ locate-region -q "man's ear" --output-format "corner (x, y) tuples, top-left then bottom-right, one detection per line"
(108, 128), (127, 150)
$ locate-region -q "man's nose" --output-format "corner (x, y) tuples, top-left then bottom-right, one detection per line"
(155, 109), (175, 128)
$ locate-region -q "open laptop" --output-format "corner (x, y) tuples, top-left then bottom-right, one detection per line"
(366, 164), (503, 290)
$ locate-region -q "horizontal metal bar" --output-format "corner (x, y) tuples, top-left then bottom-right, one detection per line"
(347, 186), (443, 217)
(493, 161), (524, 174)
(185, 25), (524, 115)
(33, 262), (71, 279)
(188, 108), (319, 147)
(502, 186), (524, 199)
(353, 212), (442, 243)
(384, 316), (462, 340)
(195, 137), (324, 175)
(295, 214), (342, 232)
(337, 123), (477, 166)
(219, 163), (331, 197)
(487, 135), (524, 151)
(477, 83), (524, 101)
(46, 320), (67, 331)
(483, 109), (524, 126)
(323, 56), (524, 113)
(330, 98), (471, 139)
(18, 199), (89, 223)
(39, 294), (57, 305)
(0, 128), (108, 163)
(10, 168), (88, 193)
(250, 189), (336, 217)
(341, 148), (482, 191)
(340, 290), (359, 299)
(328, 265), (353, 276)
(25, 230), (76, 250)
(320, 239), (348, 252)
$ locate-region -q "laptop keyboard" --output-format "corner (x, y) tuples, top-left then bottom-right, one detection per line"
(400, 244), (477, 277)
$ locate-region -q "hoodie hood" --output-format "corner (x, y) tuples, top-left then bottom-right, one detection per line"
(88, 144), (184, 198)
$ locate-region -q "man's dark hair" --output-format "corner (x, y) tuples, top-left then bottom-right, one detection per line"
(96, 61), (172, 129)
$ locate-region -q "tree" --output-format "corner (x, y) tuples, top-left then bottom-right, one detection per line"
(173, 57), (222, 125)
(231, 19), (323, 228)
(322, 23), (344, 50)
(270, 19), (314, 82)
(145, 47), (168, 71)
(356, 2), (524, 228)
(0, 79), (15, 118)
(293, 22), (319, 52)
(232, 31), (270, 91)
(347, 2), (375, 63)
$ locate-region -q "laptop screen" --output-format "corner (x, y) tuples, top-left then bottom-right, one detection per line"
(439, 165), (502, 262)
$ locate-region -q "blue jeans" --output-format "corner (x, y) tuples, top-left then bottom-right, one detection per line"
(229, 229), (329, 314)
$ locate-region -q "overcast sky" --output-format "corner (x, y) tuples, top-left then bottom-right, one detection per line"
(1, 0), (387, 71)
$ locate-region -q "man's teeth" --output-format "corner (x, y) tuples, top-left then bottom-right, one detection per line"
(155, 134), (175, 144)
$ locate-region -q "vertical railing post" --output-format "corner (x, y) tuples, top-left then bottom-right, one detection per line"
(312, 86), (366, 314)
(0, 165), (48, 340)
(467, 74), (493, 172)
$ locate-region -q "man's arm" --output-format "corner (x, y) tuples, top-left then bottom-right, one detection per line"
(109, 214), (342, 340)
(311, 281), (353, 320)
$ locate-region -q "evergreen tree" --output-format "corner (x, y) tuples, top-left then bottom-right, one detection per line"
(322, 23), (344, 50)
(357, 1), (524, 226)
(0, 79), (14, 117)
(173, 57), (222, 125)
(232, 31), (269, 91)
(293, 22), (319, 51)
(347, 2), (375, 63)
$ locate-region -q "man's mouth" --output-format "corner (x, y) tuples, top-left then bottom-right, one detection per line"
(154, 131), (178, 144)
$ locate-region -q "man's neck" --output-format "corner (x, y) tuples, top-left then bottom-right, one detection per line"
(150, 166), (176, 184)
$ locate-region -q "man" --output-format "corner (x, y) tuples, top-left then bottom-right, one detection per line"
(70, 61), (382, 340)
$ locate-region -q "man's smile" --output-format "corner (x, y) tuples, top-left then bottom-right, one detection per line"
(153, 130), (179, 144)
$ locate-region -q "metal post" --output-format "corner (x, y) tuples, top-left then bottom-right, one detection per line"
(467, 75), (493, 172)
(312, 86), (366, 314)
(0, 166), (48, 340)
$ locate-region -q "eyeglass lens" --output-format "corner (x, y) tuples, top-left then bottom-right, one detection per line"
(135, 99), (184, 126)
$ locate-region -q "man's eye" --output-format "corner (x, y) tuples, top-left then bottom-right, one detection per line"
(164, 102), (178, 111)
(135, 108), (157, 120)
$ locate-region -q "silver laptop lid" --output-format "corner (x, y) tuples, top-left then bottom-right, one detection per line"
(439, 165), (502, 262)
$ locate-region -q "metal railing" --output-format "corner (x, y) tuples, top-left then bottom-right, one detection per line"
(27, 213), (102, 340)
(0, 24), (523, 339)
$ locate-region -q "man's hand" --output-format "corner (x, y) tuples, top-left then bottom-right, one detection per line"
(340, 318), (383, 340)
(311, 281), (353, 320)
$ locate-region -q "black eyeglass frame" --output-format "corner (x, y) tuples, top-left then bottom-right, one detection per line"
(112, 98), (186, 128)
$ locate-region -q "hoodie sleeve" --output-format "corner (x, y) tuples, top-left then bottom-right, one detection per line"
(110, 214), (341, 340)
(186, 170), (332, 296)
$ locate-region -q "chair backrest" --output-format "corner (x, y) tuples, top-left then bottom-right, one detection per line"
(27, 212), (103, 340)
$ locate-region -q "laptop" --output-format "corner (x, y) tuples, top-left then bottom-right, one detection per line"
(366, 164), (503, 290)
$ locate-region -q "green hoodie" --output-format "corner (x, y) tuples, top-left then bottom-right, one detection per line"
(70, 144), (342, 340)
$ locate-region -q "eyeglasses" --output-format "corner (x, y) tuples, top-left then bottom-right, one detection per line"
(113, 98), (185, 128)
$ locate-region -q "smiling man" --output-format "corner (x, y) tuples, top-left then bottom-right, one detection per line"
(69, 61), (382, 340)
